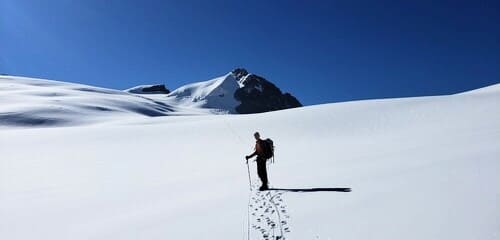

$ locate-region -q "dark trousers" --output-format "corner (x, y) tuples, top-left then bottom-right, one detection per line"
(256, 157), (268, 187)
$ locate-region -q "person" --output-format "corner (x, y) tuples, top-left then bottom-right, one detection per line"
(245, 132), (269, 191)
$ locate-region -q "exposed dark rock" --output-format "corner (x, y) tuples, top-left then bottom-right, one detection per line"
(141, 84), (170, 94)
(231, 68), (302, 114)
(126, 84), (170, 94)
(232, 68), (249, 79)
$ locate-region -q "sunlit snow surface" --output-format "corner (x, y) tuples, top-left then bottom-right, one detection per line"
(1, 75), (499, 239)
(0, 74), (235, 128)
(164, 73), (241, 112)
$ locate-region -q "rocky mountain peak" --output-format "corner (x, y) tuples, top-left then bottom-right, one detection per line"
(231, 68), (249, 80)
(230, 68), (303, 114)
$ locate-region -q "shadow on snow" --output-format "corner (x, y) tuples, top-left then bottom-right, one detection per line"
(267, 187), (351, 192)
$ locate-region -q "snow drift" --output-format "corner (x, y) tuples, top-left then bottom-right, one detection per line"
(0, 76), (177, 127)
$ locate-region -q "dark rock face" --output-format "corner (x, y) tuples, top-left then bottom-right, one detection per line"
(232, 68), (302, 114)
(232, 68), (249, 80)
(140, 85), (170, 94)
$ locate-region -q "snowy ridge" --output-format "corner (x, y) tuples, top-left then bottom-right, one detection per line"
(0, 72), (265, 127)
(165, 73), (241, 113)
(1, 74), (499, 128)
(458, 82), (500, 95)
(0, 76), (218, 127)
(0, 76), (173, 126)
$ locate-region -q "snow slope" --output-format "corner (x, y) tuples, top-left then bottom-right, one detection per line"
(0, 76), (221, 128)
(164, 73), (241, 113)
(0, 71), (301, 127)
(1, 83), (499, 239)
(0, 73), (269, 128)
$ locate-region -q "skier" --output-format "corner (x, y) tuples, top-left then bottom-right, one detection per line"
(245, 132), (269, 191)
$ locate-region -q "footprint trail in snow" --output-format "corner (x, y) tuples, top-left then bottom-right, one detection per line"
(248, 184), (291, 240)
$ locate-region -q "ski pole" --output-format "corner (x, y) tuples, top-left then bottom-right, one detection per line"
(246, 159), (252, 190)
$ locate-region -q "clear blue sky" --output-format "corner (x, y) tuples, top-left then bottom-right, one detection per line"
(1, 0), (499, 105)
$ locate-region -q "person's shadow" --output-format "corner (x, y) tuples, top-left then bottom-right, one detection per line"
(267, 187), (351, 192)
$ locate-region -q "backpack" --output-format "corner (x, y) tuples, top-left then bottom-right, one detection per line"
(260, 138), (275, 162)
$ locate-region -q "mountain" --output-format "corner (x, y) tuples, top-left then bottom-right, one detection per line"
(0, 70), (302, 127)
(1, 81), (498, 239)
(164, 68), (302, 114)
(164, 72), (242, 113)
(232, 68), (302, 114)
